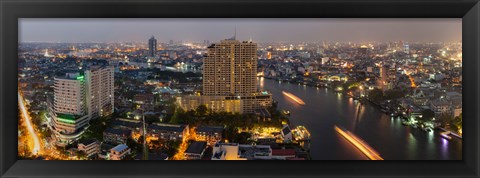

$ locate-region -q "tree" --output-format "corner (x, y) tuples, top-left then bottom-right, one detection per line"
(196, 105), (208, 116)
(126, 138), (138, 152)
(169, 107), (185, 124)
(368, 88), (384, 103)
(450, 113), (462, 133)
(233, 132), (252, 144)
(165, 140), (181, 158)
(420, 109), (435, 122)
(384, 89), (405, 100)
(437, 114), (451, 127)
(75, 151), (87, 160)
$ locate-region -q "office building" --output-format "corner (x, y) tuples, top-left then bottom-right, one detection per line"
(49, 66), (114, 146)
(50, 72), (90, 146)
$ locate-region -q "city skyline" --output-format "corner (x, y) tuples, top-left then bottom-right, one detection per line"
(18, 19), (462, 161)
(19, 18), (461, 43)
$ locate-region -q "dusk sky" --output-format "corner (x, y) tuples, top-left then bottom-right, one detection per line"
(19, 18), (461, 43)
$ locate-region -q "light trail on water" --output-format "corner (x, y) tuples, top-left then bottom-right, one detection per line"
(282, 91), (306, 105)
(334, 125), (383, 160)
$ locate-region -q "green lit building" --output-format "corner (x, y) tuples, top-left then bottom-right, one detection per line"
(50, 66), (114, 146)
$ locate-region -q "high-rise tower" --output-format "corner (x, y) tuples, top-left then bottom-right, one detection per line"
(148, 36), (157, 57)
(178, 37), (272, 114)
(50, 66), (114, 146)
(203, 39), (257, 96)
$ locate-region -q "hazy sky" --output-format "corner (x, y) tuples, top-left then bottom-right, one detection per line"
(19, 18), (461, 43)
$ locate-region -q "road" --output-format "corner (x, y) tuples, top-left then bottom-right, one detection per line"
(143, 114), (148, 160)
(18, 92), (41, 155)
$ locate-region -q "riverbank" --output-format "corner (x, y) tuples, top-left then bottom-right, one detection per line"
(260, 77), (462, 160)
(265, 77), (445, 134)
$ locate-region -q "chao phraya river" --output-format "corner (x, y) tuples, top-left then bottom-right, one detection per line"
(258, 78), (462, 160)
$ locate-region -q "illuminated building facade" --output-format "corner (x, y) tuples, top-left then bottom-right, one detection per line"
(178, 38), (272, 114)
(203, 38), (258, 96)
(85, 66), (115, 118)
(50, 66), (114, 146)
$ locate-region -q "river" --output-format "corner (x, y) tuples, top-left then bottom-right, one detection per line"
(258, 78), (462, 160)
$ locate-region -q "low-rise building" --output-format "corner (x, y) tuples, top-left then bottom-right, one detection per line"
(281, 124), (293, 142)
(430, 99), (451, 117)
(148, 123), (188, 142)
(133, 93), (155, 111)
(271, 149), (296, 160)
(211, 142), (247, 160)
(176, 92), (272, 114)
(184, 141), (207, 160)
(109, 144), (131, 160)
(196, 126), (223, 146)
(77, 139), (100, 158)
(111, 118), (143, 140)
(238, 144), (272, 160)
(103, 128), (132, 144)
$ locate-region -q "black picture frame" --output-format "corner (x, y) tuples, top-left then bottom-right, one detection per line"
(1, 0), (479, 177)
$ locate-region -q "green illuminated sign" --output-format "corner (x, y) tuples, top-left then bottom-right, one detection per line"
(56, 113), (77, 124)
(77, 75), (84, 81)
(58, 117), (76, 124)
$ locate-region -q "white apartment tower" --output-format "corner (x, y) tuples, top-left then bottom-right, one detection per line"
(85, 66), (115, 118)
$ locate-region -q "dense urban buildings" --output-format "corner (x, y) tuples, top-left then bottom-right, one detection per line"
(18, 19), (462, 161)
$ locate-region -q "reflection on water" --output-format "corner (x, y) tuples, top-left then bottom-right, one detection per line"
(258, 78), (462, 160)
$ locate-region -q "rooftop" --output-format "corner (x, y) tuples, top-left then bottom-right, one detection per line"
(111, 118), (142, 128)
(272, 149), (296, 156)
(104, 128), (132, 136)
(185, 141), (207, 155)
(148, 123), (186, 132)
(197, 126), (224, 133)
(111, 144), (129, 152)
(282, 126), (291, 135)
(79, 139), (98, 146)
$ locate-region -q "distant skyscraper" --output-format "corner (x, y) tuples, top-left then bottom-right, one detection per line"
(50, 66), (114, 146)
(148, 36), (157, 57)
(403, 43), (410, 54)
